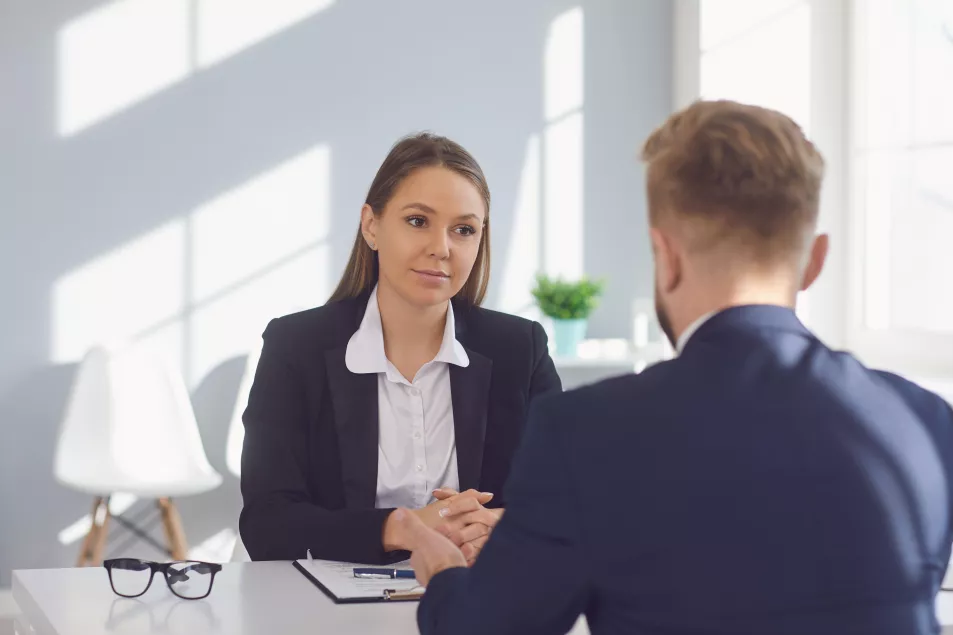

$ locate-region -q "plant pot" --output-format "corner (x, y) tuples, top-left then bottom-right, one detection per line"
(552, 318), (588, 357)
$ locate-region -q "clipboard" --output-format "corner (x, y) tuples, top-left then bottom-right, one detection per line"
(292, 559), (425, 604)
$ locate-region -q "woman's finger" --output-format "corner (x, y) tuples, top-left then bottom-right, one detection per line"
(436, 507), (500, 538)
(432, 488), (458, 501)
(439, 496), (481, 518)
(447, 489), (494, 505)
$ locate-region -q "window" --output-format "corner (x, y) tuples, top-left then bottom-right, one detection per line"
(674, 0), (848, 345)
(849, 0), (953, 374)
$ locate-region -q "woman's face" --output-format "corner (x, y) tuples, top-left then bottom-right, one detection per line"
(362, 166), (486, 308)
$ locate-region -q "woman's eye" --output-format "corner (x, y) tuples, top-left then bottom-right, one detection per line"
(455, 225), (477, 236)
(407, 216), (426, 228)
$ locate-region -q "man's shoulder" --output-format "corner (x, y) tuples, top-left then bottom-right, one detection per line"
(870, 370), (953, 424)
(532, 359), (679, 426)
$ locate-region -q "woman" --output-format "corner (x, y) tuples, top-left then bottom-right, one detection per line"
(239, 133), (561, 565)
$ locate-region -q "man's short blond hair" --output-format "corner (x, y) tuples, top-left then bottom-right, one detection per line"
(641, 100), (825, 263)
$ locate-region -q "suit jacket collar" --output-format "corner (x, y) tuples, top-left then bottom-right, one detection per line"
(685, 304), (809, 353)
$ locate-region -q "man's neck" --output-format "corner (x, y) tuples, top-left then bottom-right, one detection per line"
(669, 283), (798, 346)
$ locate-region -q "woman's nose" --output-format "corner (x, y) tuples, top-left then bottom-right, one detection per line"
(428, 229), (450, 259)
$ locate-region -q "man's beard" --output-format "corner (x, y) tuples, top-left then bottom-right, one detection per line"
(655, 285), (677, 349)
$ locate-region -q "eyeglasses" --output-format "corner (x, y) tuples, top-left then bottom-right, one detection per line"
(103, 558), (222, 600)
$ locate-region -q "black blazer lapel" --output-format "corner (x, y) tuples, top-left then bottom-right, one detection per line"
(324, 345), (379, 509)
(450, 350), (492, 492)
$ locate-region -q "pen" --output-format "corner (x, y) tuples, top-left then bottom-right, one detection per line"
(353, 567), (416, 580)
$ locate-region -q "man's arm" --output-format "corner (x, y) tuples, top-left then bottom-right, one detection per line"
(416, 393), (590, 635)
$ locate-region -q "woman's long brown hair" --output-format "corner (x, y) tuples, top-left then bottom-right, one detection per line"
(328, 133), (491, 305)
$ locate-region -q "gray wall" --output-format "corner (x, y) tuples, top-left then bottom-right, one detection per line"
(0, 0), (671, 585)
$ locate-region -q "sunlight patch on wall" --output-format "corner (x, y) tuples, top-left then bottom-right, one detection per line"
(191, 146), (331, 302)
(52, 219), (186, 364)
(188, 242), (329, 389)
(498, 136), (541, 317)
(188, 144), (331, 384)
(542, 7), (584, 282)
(58, 0), (336, 135)
(544, 112), (584, 280)
(544, 7), (584, 121)
(197, 0), (336, 67)
(58, 0), (191, 136)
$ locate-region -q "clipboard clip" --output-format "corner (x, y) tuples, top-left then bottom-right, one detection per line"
(383, 586), (426, 601)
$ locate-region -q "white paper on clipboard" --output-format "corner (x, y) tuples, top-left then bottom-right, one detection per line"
(294, 558), (421, 601)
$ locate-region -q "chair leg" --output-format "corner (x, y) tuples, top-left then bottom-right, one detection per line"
(91, 498), (111, 565)
(157, 498), (188, 560)
(76, 497), (110, 567)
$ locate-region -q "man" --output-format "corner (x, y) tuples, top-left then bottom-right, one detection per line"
(398, 100), (953, 635)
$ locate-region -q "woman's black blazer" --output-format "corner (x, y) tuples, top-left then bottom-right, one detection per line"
(239, 291), (562, 564)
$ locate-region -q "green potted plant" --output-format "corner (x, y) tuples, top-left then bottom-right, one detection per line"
(531, 274), (605, 357)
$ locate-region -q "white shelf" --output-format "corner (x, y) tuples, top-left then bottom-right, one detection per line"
(553, 356), (638, 369)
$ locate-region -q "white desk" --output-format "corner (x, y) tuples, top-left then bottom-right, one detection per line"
(12, 563), (589, 635)
(14, 562), (953, 634)
(13, 562), (418, 635)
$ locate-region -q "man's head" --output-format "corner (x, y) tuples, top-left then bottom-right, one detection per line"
(641, 100), (828, 347)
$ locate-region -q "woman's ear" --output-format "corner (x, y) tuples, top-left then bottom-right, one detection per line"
(360, 204), (378, 250)
(650, 227), (681, 293)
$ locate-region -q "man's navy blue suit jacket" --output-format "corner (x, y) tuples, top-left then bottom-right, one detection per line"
(419, 305), (953, 635)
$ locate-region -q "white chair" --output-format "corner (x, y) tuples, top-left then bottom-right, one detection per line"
(54, 345), (222, 566)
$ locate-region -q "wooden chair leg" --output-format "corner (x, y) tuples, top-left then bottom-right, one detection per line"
(75, 497), (101, 567)
(76, 497), (110, 567)
(91, 498), (111, 566)
(157, 498), (188, 560)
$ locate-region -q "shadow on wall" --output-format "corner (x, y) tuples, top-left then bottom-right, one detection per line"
(0, 364), (88, 583)
(0, 0), (671, 584)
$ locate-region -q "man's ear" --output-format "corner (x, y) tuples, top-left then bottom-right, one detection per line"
(800, 233), (829, 291)
(650, 227), (682, 293)
(360, 204), (378, 249)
